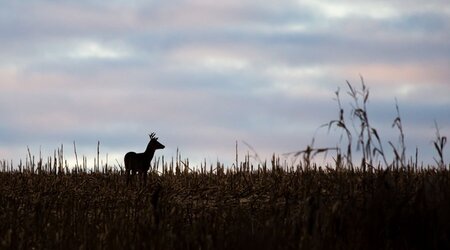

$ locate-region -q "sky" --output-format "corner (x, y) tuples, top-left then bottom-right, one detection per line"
(1, 0), (449, 168)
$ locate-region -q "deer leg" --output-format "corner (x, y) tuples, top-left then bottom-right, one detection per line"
(131, 170), (136, 185)
(138, 171), (144, 186)
(143, 172), (147, 186)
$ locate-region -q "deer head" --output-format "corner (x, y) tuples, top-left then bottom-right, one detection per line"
(148, 132), (165, 149)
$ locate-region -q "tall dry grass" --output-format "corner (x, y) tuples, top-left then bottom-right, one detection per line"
(1, 162), (450, 249)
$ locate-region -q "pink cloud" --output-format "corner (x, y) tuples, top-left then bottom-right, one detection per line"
(339, 63), (449, 85)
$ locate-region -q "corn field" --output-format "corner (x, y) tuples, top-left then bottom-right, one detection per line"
(1, 158), (450, 249)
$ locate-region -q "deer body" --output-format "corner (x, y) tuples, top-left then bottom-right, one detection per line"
(125, 133), (165, 185)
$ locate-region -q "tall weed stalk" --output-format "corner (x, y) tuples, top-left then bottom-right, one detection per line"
(433, 121), (447, 168)
(389, 100), (406, 169)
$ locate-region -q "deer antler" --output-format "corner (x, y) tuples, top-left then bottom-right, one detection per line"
(149, 133), (158, 140)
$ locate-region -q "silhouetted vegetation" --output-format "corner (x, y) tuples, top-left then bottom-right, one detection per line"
(0, 80), (448, 249)
(1, 163), (449, 249)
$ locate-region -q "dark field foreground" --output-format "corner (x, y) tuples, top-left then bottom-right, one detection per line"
(1, 166), (450, 249)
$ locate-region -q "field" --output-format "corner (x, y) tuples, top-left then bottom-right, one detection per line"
(1, 160), (450, 249)
(1, 82), (449, 249)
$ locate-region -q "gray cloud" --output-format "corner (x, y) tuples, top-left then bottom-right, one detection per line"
(1, 0), (449, 166)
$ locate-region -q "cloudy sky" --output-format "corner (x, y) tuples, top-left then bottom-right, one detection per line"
(1, 0), (449, 167)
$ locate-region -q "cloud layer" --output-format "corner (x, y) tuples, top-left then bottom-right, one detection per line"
(1, 0), (449, 166)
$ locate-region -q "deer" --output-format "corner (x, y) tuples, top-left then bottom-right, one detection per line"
(124, 133), (165, 185)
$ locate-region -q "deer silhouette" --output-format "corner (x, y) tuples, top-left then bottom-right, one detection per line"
(124, 133), (165, 185)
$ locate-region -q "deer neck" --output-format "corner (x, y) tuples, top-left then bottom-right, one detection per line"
(144, 144), (156, 158)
